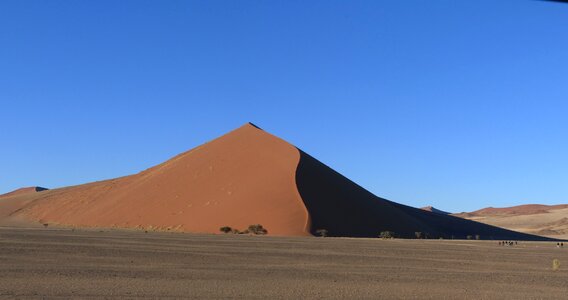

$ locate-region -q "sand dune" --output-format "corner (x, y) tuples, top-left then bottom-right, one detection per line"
(454, 205), (568, 239)
(3, 123), (309, 235)
(420, 206), (451, 215)
(0, 123), (557, 240)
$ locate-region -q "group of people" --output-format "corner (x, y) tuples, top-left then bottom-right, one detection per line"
(498, 241), (518, 246)
(498, 241), (565, 248)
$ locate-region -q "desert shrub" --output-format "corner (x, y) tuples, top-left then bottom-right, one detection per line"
(379, 231), (395, 239)
(466, 235), (473, 240)
(414, 232), (423, 239)
(552, 259), (560, 271)
(43, 223), (49, 228)
(475, 234), (480, 240)
(316, 229), (328, 237)
(247, 224), (268, 235)
(219, 226), (233, 234)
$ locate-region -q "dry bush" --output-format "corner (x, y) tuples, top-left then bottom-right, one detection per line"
(316, 229), (328, 237)
(379, 231), (395, 239)
(247, 224), (268, 235)
(553, 259), (560, 271)
(219, 226), (233, 234)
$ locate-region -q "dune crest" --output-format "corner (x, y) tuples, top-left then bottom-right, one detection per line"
(0, 186), (48, 198)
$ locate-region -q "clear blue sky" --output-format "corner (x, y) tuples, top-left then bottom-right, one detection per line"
(1, 0), (567, 212)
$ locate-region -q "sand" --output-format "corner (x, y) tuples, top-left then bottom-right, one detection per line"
(1, 227), (567, 299)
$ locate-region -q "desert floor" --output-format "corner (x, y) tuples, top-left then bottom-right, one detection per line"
(1, 227), (567, 299)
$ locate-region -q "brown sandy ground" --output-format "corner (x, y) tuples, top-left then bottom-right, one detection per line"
(1, 227), (567, 299)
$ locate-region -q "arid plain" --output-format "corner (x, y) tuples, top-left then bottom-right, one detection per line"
(1, 227), (567, 299)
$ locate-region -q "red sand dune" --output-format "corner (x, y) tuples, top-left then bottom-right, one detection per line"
(2, 123), (309, 235)
(0, 123), (557, 240)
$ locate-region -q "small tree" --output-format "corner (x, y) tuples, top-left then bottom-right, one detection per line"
(379, 231), (395, 239)
(414, 232), (423, 239)
(316, 229), (328, 237)
(219, 226), (233, 234)
(247, 224), (268, 235)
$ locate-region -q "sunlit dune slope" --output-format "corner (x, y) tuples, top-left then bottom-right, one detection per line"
(5, 123), (310, 235)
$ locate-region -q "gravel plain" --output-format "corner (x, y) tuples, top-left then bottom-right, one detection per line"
(1, 227), (567, 299)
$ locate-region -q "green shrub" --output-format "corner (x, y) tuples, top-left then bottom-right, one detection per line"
(379, 231), (395, 239)
(316, 229), (328, 237)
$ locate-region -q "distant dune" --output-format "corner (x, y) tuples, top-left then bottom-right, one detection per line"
(420, 206), (451, 215)
(0, 123), (557, 240)
(454, 204), (568, 239)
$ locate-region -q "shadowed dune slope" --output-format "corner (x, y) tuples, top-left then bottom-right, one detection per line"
(6, 124), (310, 235)
(295, 151), (555, 240)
